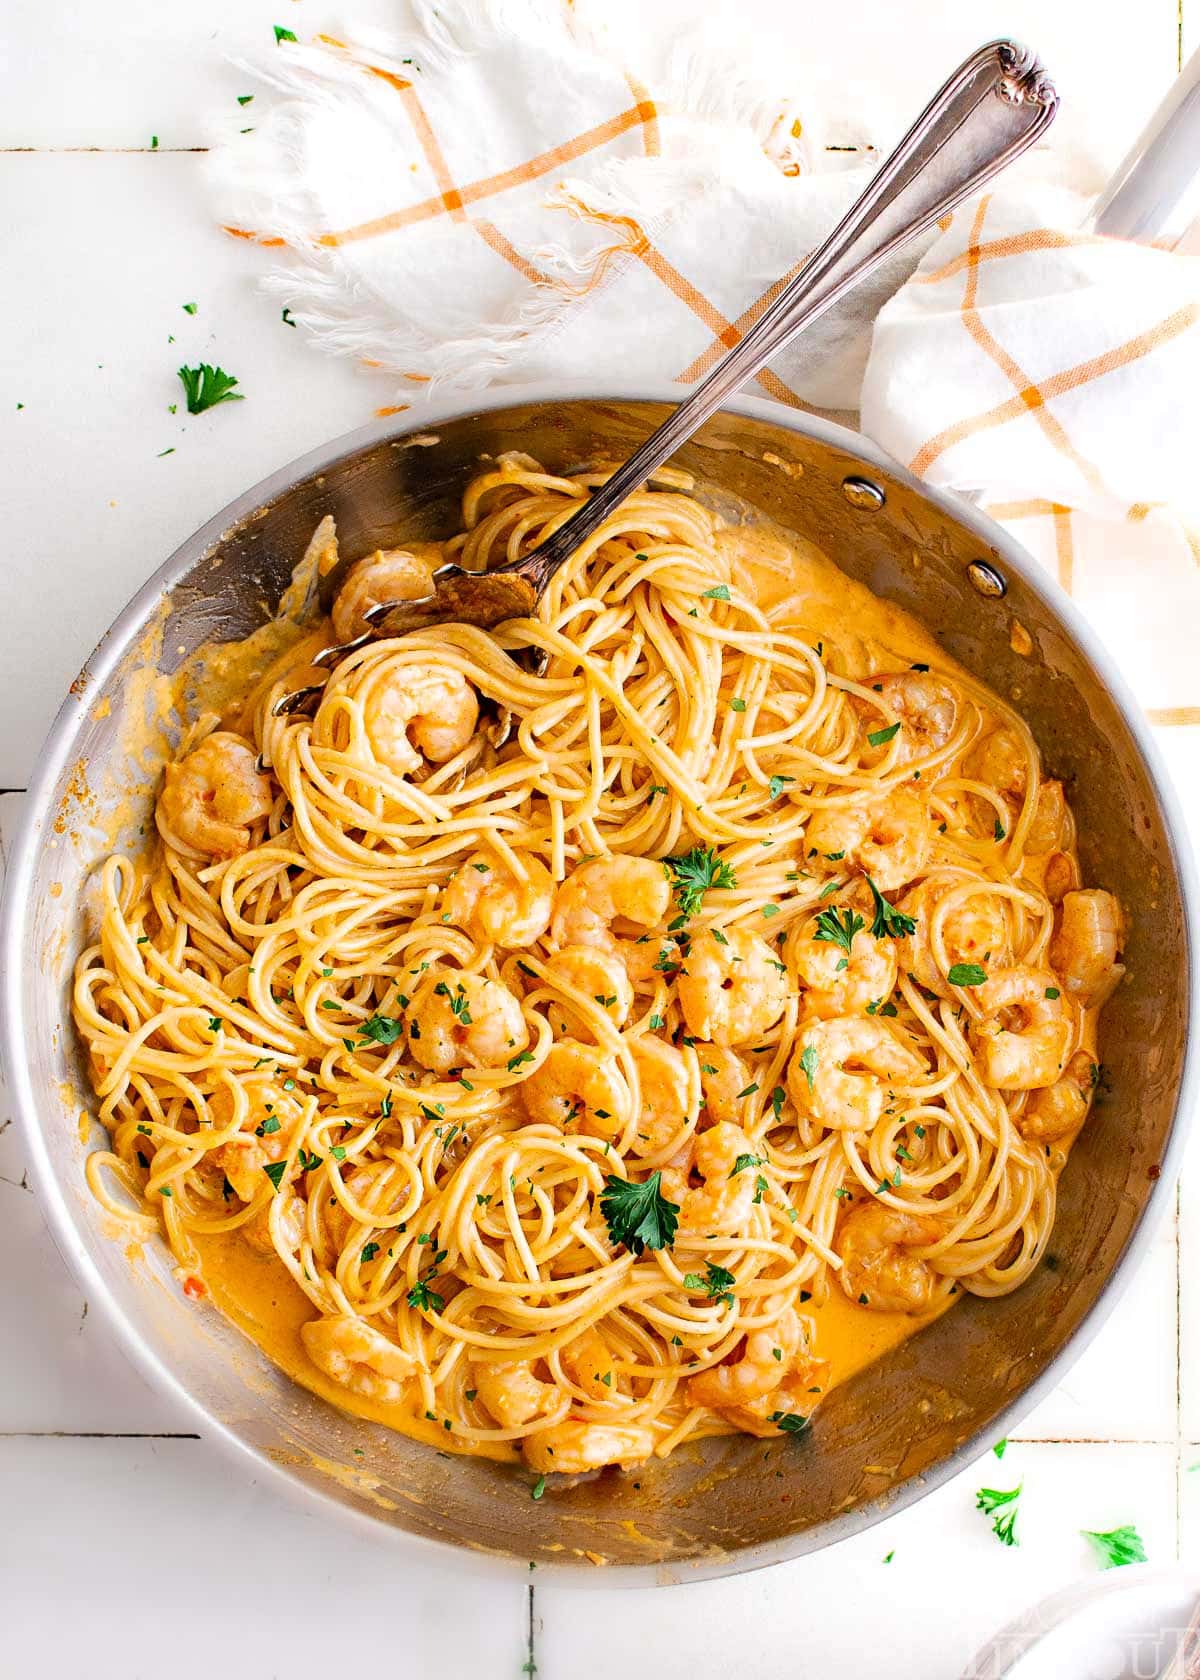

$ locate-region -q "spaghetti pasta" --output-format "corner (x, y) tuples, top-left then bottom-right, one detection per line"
(75, 454), (1125, 1476)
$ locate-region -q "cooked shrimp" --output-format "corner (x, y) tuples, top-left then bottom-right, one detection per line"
(696, 1044), (752, 1123)
(157, 732), (273, 859)
(321, 1161), (410, 1257)
(687, 1308), (806, 1409)
(787, 1016), (926, 1131)
(792, 902), (897, 1017)
(300, 1314), (416, 1404)
(560, 1329), (617, 1401)
(837, 1204), (943, 1313)
(523, 1419), (655, 1474)
(677, 926), (789, 1046)
(408, 969), (528, 1073)
(717, 1358), (831, 1436)
(857, 670), (958, 765)
(243, 1190), (306, 1255)
(443, 852), (554, 949)
(550, 855), (670, 956)
(542, 945), (634, 1036)
(898, 876), (1008, 998)
(472, 1358), (556, 1429)
(1049, 889), (1126, 1008)
(520, 1037), (630, 1137)
(970, 726), (1029, 798)
(363, 663), (479, 776)
(208, 1078), (304, 1201)
(1043, 850), (1078, 905)
(628, 1034), (698, 1156)
(660, 1121), (759, 1234)
(1019, 1050), (1098, 1143)
(1023, 779), (1067, 854)
(970, 966), (1071, 1090)
(805, 787), (932, 892)
(331, 544), (442, 642)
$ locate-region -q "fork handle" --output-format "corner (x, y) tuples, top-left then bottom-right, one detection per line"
(507, 38), (1057, 590)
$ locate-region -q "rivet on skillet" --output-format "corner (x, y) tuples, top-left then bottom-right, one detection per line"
(966, 560), (1007, 599)
(841, 476), (886, 511)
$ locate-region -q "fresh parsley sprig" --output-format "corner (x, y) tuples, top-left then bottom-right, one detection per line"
(664, 845), (736, 920)
(599, 1171), (679, 1255)
(1081, 1524), (1147, 1569)
(813, 905), (864, 958)
(867, 877), (916, 940)
(177, 363), (243, 415)
(976, 1480), (1022, 1546)
(683, 1261), (737, 1307)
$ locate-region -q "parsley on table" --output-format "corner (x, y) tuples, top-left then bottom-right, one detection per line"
(664, 845), (736, 919)
(177, 363), (243, 415)
(182, 301), (198, 315)
(814, 905), (864, 958)
(599, 1171), (679, 1255)
(274, 24), (297, 42)
(947, 962), (988, 988)
(976, 1481), (1022, 1546)
(1081, 1524), (1147, 1569)
(867, 877), (916, 940)
(993, 1438), (1007, 1459)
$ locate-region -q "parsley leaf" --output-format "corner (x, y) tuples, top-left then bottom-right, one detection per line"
(867, 877), (916, 940)
(798, 1044), (819, 1093)
(358, 1014), (405, 1045)
(976, 1481), (1022, 1547)
(664, 846), (736, 919)
(768, 774), (794, 800)
(729, 1152), (766, 1178)
(770, 1412), (811, 1437)
(703, 585), (731, 601)
(407, 1278), (445, 1314)
(361, 1242), (380, 1264)
(683, 1261), (737, 1307)
(599, 1171), (679, 1255)
(531, 1474), (547, 1500)
(814, 905), (864, 958)
(867, 721), (901, 749)
(947, 962), (988, 988)
(261, 1160), (287, 1192)
(177, 363), (243, 415)
(1081, 1524), (1147, 1569)
(273, 24), (297, 42)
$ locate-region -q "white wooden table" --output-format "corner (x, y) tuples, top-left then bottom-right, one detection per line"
(3, 3), (1199, 1674)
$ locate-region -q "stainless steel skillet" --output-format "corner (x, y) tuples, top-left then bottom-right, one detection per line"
(1, 383), (1194, 1581)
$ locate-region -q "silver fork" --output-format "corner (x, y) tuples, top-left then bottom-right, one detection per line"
(275, 38), (1056, 718)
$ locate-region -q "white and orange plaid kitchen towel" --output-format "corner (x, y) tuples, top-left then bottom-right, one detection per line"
(212, 0), (1200, 727)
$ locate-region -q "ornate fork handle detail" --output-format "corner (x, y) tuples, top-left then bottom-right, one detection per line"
(277, 39), (1056, 713)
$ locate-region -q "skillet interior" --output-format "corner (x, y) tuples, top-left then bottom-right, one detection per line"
(6, 394), (1190, 1580)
